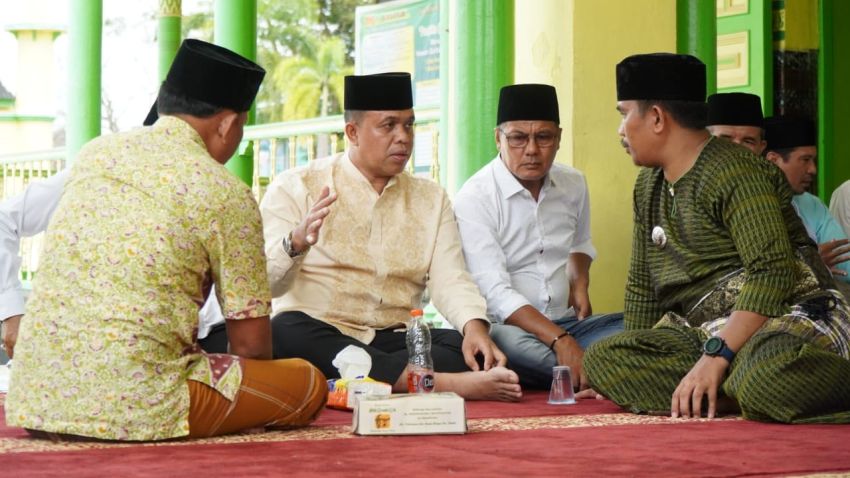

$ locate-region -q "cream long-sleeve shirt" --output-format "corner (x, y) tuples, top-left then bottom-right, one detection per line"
(260, 152), (487, 344)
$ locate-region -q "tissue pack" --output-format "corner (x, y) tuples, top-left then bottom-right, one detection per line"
(353, 392), (466, 435)
(327, 377), (392, 410)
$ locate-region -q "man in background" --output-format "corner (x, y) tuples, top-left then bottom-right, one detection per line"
(763, 116), (850, 282)
(706, 94), (850, 284)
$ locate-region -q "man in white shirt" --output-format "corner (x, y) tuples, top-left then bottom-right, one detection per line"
(454, 84), (623, 390)
(0, 170), (68, 359)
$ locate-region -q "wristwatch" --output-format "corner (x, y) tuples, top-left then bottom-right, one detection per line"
(282, 231), (308, 258)
(703, 336), (735, 363)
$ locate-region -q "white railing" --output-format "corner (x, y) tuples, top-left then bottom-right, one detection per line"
(0, 110), (441, 283)
(245, 108), (440, 201)
(0, 148), (66, 284)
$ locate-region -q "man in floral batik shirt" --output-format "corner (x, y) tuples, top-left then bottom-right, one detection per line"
(6, 40), (326, 441)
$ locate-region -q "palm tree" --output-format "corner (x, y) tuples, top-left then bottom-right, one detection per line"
(272, 36), (351, 121)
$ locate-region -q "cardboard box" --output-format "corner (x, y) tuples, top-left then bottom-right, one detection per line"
(352, 392), (466, 435)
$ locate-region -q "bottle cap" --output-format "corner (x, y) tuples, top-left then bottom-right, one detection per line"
(410, 309), (424, 317)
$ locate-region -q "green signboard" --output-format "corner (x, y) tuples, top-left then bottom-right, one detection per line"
(355, 0), (440, 107)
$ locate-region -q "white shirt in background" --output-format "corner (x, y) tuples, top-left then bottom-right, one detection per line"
(0, 168), (223, 337)
(830, 180), (850, 240)
(0, 169), (69, 321)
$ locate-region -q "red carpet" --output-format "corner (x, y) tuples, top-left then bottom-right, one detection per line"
(3, 392), (849, 477)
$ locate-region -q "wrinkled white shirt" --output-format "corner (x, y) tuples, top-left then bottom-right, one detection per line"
(454, 156), (595, 323)
(0, 169), (69, 321)
(0, 168), (223, 337)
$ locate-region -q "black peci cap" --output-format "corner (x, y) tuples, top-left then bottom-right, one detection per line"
(343, 72), (414, 111)
(143, 102), (158, 126)
(616, 53), (706, 102)
(497, 84), (560, 125)
(162, 39), (266, 113)
(707, 92), (764, 127)
(765, 117), (817, 150)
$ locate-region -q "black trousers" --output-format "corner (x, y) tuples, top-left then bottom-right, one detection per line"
(199, 322), (228, 354)
(270, 311), (471, 384)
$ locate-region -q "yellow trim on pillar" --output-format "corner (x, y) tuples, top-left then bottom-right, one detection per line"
(160, 0), (182, 18)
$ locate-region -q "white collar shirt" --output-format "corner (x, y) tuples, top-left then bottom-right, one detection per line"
(454, 155), (595, 323)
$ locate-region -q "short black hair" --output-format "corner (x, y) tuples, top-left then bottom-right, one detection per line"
(637, 99), (707, 130)
(156, 81), (223, 118)
(343, 110), (364, 124)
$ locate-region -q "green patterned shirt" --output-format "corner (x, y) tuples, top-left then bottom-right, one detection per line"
(625, 137), (829, 330)
(7, 117), (271, 440)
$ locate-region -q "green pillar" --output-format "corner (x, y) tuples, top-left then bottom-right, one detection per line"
(158, 0), (182, 83)
(677, 0), (717, 96)
(449, 0), (514, 193)
(214, 0), (257, 186)
(818, 0), (850, 201)
(66, 0), (102, 164)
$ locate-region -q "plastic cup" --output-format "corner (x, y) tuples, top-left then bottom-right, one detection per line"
(548, 365), (576, 405)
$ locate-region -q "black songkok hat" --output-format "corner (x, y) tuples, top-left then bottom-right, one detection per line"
(344, 73), (413, 110)
(765, 117), (817, 150)
(163, 39), (265, 113)
(707, 93), (764, 127)
(497, 84), (560, 125)
(143, 102), (158, 126)
(616, 53), (706, 101)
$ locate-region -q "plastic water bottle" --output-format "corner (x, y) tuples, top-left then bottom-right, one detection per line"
(406, 309), (435, 393)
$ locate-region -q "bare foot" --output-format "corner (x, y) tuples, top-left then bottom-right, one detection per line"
(435, 366), (522, 402)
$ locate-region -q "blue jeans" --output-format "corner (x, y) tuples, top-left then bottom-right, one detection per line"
(490, 312), (624, 389)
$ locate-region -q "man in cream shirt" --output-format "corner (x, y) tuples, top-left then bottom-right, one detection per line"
(260, 72), (522, 402)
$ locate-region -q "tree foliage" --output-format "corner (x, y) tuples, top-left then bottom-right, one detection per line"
(272, 36), (350, 120)
(180, 0), (377, 122)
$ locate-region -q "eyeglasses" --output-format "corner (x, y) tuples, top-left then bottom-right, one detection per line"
(499, 129), (558, 148)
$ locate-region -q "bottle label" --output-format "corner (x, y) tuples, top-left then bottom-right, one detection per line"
(407, 369), (435, 393)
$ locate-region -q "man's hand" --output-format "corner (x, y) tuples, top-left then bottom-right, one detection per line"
(818, 239), (850, 276)
(552, 335), (586, 389)
(1, 315), (22, 359)
(567, 252), (593, 319)
(671, 354), (729, 419)
(461, 319), (507, 371)
(290, 186), (337, 253)
(568, 288), (593, 320)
